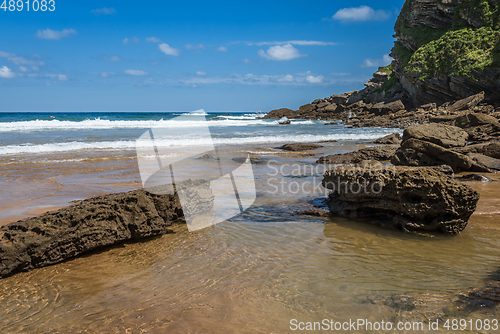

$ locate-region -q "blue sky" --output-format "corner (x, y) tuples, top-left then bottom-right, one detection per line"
(0, 0), (405, 112)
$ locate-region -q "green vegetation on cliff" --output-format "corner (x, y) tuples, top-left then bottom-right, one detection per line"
(393, 0), (500, 80)
(407, 27), (500, 79)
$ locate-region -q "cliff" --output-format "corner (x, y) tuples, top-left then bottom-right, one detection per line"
(392, 0), (500, 106)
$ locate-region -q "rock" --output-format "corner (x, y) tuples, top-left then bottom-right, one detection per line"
(452, 142), (500, 159)
(454, 113), (500, 129)
(330, 94), (349, 105)
(0, 189), (185, 278)
(370, 100), (406, 116)
(316, 101), (330, 109)
(391, 138), (473, 172)
(467, 153), (500, 171)
(197, 153), (215, 160)
(277, 143), (322, 151)
(297, 208), (330, 217)
(448, 92), (486, 112)
(373, 133), (402, 145)
(457, 174), (493, 182)
(317, 145), (398, 164)
(298, 103), (317, 114)
(453, 113), (500, 142)
(429, 165), (455, 177)
(278, 117), (291, 125)
(322, 166), (479, 234)
(403, 124), (469, 148)
(421, 103), (437, 111)
(263, 108), (296, 119)
(320, 103), (338, 112)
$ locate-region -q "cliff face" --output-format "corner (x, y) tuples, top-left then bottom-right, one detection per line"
(392, 0), (500, 106)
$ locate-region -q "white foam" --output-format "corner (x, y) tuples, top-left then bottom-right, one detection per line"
(0, 131), (398, 155)
(0, 117), (323, 132)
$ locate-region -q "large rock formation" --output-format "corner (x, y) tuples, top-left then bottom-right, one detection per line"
(322, 166), (479, 234)
(0, 188), (187, 278)
(391, 0), (500, 106)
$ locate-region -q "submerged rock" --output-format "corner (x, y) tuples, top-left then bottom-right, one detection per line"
(277, 143), (322, 151)
(322, 166), (479, 234)
(457, 174), (493, 182)
(0, 189), (186, 278)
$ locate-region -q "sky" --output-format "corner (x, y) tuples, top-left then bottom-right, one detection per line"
(0, 0), (406, 112)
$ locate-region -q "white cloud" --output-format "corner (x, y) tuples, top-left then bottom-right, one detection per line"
(258, 44), (304, 61)
(185, 44), (205, 50)
(278, 74), (294, 82)
(196, 71), (207, 76)
(58, 74), (68, 81)
(159, 43), (181, 56)
(91, 7), (116, 15)
(124, 69), (149, 76)
(249, 40), (336, 46)
(175, 73), (336, 86)
(19, 66), (27, 72)
(0, 66), (15, 78)
(146, 37), (162, 43)
(305, 75), (324, 84)
(0, 51), (45, 67)
(104, 56), (122, 62)
(332, 6), (391, 22)
(217, 46), (228, 52)
(36, 28), (77, 40)
(123, 36), (140, 45)
(362, 54), (393, 67)
(100, 72), (111, 78)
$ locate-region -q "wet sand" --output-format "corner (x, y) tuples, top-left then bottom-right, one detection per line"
(0, 142), (499, 333)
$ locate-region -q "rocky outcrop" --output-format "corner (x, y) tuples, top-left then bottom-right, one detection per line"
(393, 121), (500, 171)
(0, 188), (187, 278)
(317, 145), (398, 164)
(322, 166), (479, 234)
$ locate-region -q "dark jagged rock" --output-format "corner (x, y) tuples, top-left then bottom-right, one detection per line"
(403, 123), (469, 148)
(0, 189), (186, 278)
(277, 143), (322, 151)
(373, 133), (402, 145)
(322, 166), (479, 234)
(317, 145), (398, 164)
(457, 174), (493, 182)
